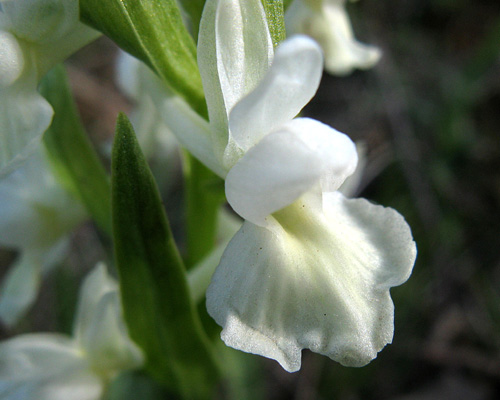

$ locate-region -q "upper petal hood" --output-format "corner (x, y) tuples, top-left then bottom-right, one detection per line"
(206, 191), (416, 372)
(198, 0), (273, 162)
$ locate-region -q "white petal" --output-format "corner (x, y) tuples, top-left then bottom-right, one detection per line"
(74, 264), (143, 376)
(338, 141), (366, 197)
(206, 191), (416, 372)
(197, 0), (229, 140)
(322, 0), (381, 76)
(225, 118), (357, 225)
(228, 35), (323, 154)
(0, 334), (103, 400)
(198, 0), (272, 161)
(149, 79), (226, 178)
(214, 0), (273, 114)
(0, 252), (41, 327)
(115, 51), (203, 184)
(0, 148), (85, 249)
(0, 81), (53, 178)
(285, 0), (381, 76)
(0, 150), (81, 325)
(0, 31), (24, 86)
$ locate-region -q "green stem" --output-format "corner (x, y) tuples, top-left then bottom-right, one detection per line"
(188, 242), (228, 303)
(183, 153), (225, 269)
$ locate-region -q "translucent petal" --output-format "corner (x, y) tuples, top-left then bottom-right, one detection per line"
(74, 264), (143, 377)
(198, 0), (272, 161)
(206, 191), (416, 372)
(225, 118), (357, 225)
(0, 334), (103, 400)
(228, 36), (323, 152)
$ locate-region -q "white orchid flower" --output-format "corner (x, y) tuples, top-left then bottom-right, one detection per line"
(0, 147), (86, 326)
(285, 0), (381, 75)
(153, 0), (416, 373)
(0, 0), (99, 177)
(0, 263), (144, 400)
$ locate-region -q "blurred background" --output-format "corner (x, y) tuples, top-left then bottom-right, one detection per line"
(1, 0), (500, 398)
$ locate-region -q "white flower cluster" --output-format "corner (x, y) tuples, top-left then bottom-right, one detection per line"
(0, 0), (98, 177)
(0, 148), (85, 326)
(0, 0), (99, 327)
(0, 264), (143, 400)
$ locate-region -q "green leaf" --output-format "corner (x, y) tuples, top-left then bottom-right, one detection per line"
(112, 114), (219, 398)
(261, 0), (286, 48)
(80, 0), (207, 118)
(40, 65), (112, 236)
(104, 371), (169, 400)
(183, 153), (225, 269)
(178, 0), (207, 41)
